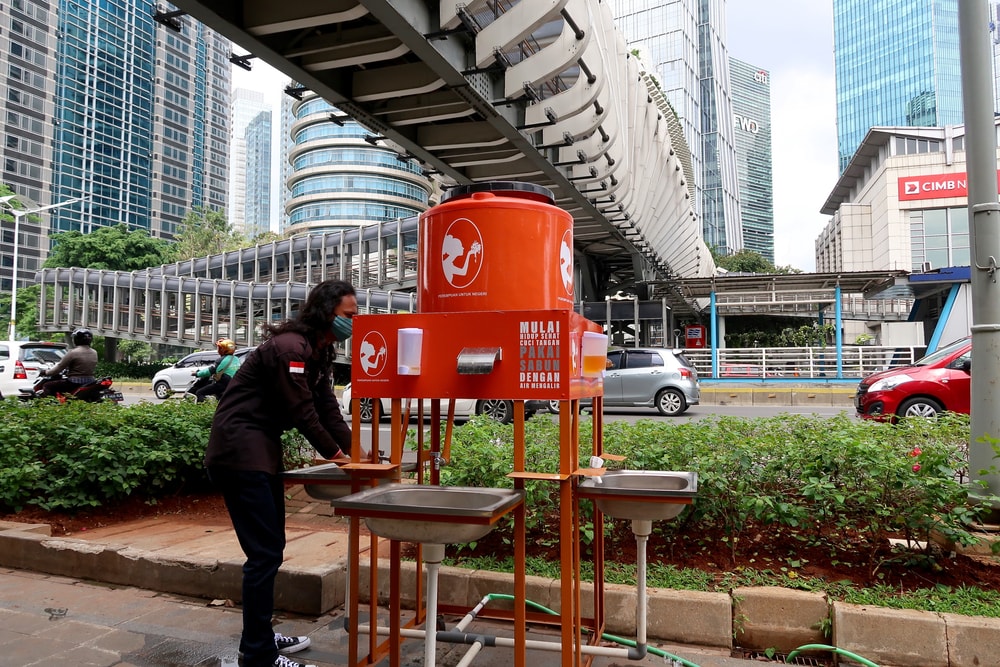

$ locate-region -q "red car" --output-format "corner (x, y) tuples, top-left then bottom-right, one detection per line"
(855, 337), (971, 421)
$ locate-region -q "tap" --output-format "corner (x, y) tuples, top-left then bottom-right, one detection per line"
(431, 451), (448, 470)
(590, 455), (605, 484)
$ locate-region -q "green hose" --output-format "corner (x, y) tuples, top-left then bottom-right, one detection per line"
(484, 594), (883, 667)
(785, 644), (880, 666)
(485, 593), (701, 667)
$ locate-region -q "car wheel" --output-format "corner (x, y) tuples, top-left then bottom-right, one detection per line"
(477, 399), (514, 424)
(897, 396), (943, 419)
(357, 397), (377, 424)
(547, 399), (561, 414)
(655, 388), (687, 416)
(153, 381), (172, 400)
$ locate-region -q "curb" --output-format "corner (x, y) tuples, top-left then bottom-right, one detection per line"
(1, 521), (997, 665)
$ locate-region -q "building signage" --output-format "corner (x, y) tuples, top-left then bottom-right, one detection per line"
(734, 114), (760, 133)
(898, 171), (1000, 201)
(753, 70), (768, 84)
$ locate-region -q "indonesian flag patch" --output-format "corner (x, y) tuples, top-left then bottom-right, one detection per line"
(289, 361), (305, 374)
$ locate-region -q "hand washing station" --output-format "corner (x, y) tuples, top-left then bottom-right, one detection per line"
(330, 181), (697, 667)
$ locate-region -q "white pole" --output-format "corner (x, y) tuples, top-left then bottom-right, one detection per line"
(9, 210), (22, 340)
(1, 196), (85, 339)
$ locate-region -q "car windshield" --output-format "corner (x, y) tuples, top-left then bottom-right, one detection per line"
(913, 338), (969, 366)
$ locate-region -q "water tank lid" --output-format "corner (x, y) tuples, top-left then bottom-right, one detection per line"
(441, 181), (555, 205)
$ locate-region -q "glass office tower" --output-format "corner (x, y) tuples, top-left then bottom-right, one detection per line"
(230, 89), (272, 236)
(609, 0), (743, 255)
(243, 109), (272, 238)
(729, 58), (774, 263)
(283, 93), (431, 236)
(834, 0), (963, 173)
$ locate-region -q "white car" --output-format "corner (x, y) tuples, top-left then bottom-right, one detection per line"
(151, 347), (255, 399)
(340, 383), (543, 424)
(0, 341), (69, 399)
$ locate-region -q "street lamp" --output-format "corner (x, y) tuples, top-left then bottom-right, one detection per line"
(0, 194), (85, 340)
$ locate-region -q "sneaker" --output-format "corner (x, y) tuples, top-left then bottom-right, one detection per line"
(274, 633), (310, 654)
(273, 656), (316, 667)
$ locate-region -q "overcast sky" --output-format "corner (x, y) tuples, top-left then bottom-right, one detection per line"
(726, 1), (838, 271)
(233, 1), (838, 270)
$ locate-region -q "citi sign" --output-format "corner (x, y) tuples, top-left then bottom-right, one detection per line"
(896, 171), (1000, 201)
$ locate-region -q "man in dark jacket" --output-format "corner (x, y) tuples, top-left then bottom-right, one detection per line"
(205, 279), (356, 667)
(39, 328), (98, 397)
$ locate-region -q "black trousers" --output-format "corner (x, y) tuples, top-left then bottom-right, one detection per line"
(208, 467), (285, 666)
(194, 374), (231, 402)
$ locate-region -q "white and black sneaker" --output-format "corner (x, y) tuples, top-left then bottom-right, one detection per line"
(273, 655), (316, 667)
(274, 633), (311, 654)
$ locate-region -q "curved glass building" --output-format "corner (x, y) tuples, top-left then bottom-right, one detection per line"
(283, 93), (432, 236)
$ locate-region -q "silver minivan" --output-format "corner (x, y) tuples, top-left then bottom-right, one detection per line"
(548, 347), (700, 416)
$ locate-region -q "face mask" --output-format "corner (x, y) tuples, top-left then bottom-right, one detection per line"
(332, 315), (353, 341)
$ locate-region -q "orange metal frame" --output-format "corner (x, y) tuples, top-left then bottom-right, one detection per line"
(340, 309), (615, 667)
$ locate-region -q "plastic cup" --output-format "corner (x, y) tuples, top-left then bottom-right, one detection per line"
(397, 328), (423, 375)
(581, 331), (608, 377)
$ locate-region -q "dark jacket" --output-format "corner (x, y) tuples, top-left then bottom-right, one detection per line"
(44, 345), (98, 379)
(204, 332), (350, 474)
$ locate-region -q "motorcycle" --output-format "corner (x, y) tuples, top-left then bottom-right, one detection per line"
(19, 372), (124, 403)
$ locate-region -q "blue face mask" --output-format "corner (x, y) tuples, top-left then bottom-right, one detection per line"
(332, 315), (353, 341)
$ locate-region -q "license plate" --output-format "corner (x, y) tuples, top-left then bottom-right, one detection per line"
(105, 391), (124, 402)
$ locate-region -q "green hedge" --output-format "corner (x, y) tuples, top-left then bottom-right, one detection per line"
(438, 412), (1000, 567)
(0, 398), (312, 512)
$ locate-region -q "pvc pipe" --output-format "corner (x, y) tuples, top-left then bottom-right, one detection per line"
(632, 519), (651, 655)
(358, 625), (632, 658)
(423, 543), (446, 667)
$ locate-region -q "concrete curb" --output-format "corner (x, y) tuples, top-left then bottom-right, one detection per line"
(1, 522), (997, 665)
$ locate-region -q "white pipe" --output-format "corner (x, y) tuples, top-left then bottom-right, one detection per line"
(632, 519), (652, 648)
(423, 543), (446, 667)
(357, 625), (631, 658)
(453, 640), (484, 667)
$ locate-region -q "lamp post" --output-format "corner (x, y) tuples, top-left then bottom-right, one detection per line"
(0, 195), (85, 340)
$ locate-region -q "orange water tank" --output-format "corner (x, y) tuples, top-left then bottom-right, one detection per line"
(418, 181), (575, 312)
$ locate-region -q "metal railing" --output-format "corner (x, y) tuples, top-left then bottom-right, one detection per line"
(682, 345), (923, 380)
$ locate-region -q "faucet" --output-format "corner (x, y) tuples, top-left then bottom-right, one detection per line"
(431, 451), (448, 470)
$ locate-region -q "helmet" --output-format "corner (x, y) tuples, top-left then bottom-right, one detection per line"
(216, 338), (236, 355)
(72, 328), (93, 346)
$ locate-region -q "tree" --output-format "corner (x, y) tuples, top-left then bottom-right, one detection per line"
(44, 224), (172, 271)
(169, 207), (248, 261)
(712, 247), (803, 275)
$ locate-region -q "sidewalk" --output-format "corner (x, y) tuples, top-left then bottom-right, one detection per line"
(0, 502), (755, 667)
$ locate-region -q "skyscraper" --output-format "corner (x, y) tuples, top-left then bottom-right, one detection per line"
(609, 0), (743, 255)
(282, 92), (431, 237)
(230, 88), (271, 236)
(1, 0), (231, 294)
(729, 58), (774, 263)
(243, 109), (272, 237)
(834, 0), (963, 173)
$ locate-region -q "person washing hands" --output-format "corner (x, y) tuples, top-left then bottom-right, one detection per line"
(204, 279), (357, 667)
(192, 338), (241, 402)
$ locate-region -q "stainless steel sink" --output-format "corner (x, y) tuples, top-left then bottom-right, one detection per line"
(576, 470), (697, 521)
(330, 484), (524, 544)
(282, 457), (419, 500)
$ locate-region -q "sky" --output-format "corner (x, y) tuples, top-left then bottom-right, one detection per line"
(726, 1), (838, 271)
(231, 1), (839, 271)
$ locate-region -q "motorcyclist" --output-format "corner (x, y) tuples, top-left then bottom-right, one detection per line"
(193, 338), (241, 403)
(39, 328), (99, 398)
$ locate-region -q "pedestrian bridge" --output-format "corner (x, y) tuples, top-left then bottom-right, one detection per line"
(37, 0), (720, 349)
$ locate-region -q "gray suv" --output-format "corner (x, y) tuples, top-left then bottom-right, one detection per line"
(549, 347), (700, 416)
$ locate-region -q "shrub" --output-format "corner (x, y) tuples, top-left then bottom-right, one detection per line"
(0, 398), (313, 512)
(439, 411), (997, 569)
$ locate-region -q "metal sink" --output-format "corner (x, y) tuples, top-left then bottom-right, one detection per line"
(576, 470), (697, 521)
(282, 456), (419, 500)
(330, 484), (524, 544)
